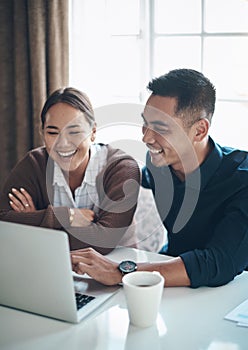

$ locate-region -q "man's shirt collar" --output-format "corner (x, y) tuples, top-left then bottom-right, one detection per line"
(168, 137), (223, 191)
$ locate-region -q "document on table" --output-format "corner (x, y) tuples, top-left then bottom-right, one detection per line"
(225, 298), (248, 327)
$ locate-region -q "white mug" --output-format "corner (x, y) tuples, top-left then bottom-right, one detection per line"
(122, 271), (164, 328)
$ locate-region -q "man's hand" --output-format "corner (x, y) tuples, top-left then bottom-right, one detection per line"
(71, 248), (122, 285)
(71, 248), (191, 287)
(8, 188), (36, 212)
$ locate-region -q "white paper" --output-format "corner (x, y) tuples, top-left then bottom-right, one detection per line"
(225, 298), (248, 327)
(237, 322), (248, 328)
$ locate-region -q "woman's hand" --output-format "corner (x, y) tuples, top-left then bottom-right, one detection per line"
(71, 248), (122, 285)
(70, 208), (95, 227)
(8, 188), (36, 212)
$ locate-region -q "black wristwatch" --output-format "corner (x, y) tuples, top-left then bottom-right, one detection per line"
(118, 260), (137, 275)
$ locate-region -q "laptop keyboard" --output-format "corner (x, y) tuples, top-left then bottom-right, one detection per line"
(75, 293), (95, 310)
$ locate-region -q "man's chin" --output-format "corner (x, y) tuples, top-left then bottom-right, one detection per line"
(150, 157), (168, 168)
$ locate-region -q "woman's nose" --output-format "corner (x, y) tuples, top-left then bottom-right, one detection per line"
(55, 133), (71, 148)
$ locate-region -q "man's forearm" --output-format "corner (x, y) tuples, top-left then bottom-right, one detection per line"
(137, 257), (191, 287)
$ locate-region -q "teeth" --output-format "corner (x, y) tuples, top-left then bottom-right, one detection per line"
(149, 148), (163, 154)
(57, 150), (76, 157)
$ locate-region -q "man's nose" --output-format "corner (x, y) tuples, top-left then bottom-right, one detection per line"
(142, 127), (156, 144)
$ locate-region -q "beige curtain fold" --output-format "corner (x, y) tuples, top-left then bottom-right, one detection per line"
(0, 0), (68, 186)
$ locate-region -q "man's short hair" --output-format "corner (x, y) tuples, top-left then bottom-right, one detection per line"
(147, 68), (216, 126)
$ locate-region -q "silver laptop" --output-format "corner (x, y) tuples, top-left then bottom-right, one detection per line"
(0, 221), (119, 323)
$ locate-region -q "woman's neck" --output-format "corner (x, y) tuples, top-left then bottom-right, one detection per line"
(62, 153), (90, 193)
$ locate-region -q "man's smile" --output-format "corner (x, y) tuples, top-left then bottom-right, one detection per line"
(147, 146), (163, 154)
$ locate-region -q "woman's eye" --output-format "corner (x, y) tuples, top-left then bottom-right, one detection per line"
(47, 131), (59, 135)
(69, 131), (81, 135)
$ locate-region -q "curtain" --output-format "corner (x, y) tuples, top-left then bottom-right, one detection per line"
(0, 0), (68, 187)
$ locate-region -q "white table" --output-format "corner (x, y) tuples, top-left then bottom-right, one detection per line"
(0, 247), (247, 350)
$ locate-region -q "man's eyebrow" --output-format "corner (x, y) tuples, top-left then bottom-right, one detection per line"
(141, 113), (169, 127)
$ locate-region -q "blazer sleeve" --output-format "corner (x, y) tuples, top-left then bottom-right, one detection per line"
(180, 187), (248, 287)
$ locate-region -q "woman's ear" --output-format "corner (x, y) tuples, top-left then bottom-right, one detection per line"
(91, 123), (97, 142)
(194, 118), (210, 141)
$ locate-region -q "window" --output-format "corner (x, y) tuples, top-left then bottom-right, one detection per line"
(69, 0), (248, 151)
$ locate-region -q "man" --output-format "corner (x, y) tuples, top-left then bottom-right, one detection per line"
(71, 69), (248, 288)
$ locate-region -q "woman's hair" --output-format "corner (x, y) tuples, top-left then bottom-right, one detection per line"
(41, 87), (95, 129)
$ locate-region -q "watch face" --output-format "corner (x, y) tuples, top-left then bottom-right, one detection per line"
(119, 260), (137, 274)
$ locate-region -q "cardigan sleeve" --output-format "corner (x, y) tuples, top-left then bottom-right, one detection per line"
(0, 148), (141, 255)
(64, 155), (141, 254)
(0, 149), (64, 229)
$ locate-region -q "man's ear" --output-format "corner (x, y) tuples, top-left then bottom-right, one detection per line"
(194, 118), (210, 141)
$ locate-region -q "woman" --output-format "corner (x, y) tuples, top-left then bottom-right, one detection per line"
(0, 87), (140, 254)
